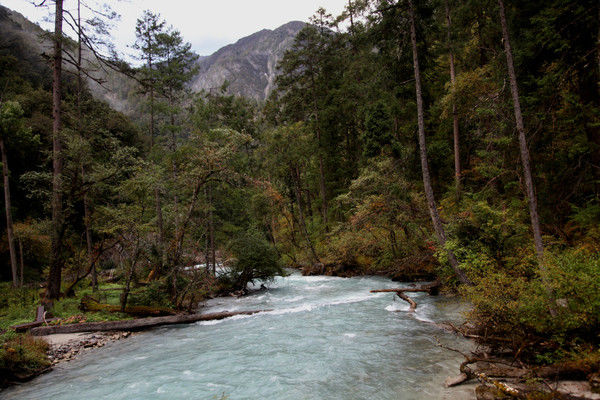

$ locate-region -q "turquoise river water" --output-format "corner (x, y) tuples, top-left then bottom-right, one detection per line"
(1, 272), (474, 400)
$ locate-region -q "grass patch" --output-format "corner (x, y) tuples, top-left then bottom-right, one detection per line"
(0, 333), (50, 386)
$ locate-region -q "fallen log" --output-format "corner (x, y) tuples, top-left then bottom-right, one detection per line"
(80, 296), (177, 317)
(29, 309), (269, 336)
(11, 305), (58, 333)
(371, 281), (439, 312)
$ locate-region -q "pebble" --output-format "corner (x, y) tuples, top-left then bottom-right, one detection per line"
(48, 331), (134, 365)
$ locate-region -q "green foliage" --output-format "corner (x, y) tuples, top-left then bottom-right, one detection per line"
(128, 281), (173, 308)
(0, 283), (39, 331)
(0, 333), (50, 385)
(464, 249), (600, 355)
(224, 231), (284, 291)
(362, 101), (395, 158)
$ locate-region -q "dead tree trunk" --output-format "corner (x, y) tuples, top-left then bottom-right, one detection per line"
(47, 0), (64, 300)
(408, 0), (471, 285)
(371, 281), (440, 312)
(498, 0), (554, 312)
(0, 137), (18, 287)
(29, 309), (269, 335)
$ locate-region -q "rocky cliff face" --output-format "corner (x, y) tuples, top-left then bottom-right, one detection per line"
(0, 5), (304, 104)
(191, 21), (306, 101)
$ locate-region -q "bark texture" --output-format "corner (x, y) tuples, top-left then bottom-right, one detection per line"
(408, 0), (471, 285)
(47, 0), (64, 300)
(29, 310), (268, 335)
(0, 138), (18, 286)
(498, 1), (554, 313)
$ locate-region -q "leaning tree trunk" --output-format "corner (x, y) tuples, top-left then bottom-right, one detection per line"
(47, 0), (64, 300)
(408, 0), (471, 285)
(208, 182), (216, 275)
(82, 167), (96, 290)
(0, 137), (18, 287)
(445, 0), (461, 197)
(498, 0), (555, 313)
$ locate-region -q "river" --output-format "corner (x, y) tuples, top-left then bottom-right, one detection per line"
(1, 272), (474, 400)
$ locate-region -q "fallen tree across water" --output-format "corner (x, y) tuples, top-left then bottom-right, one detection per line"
(29, 309), (269, 335)
(370, 281), (439, 312)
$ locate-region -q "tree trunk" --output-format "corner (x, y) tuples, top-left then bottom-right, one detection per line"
(82, 166), (96, 291)
(47, 0), (64, 300)
(408, 0), (471, 285)
(204, 187), (211, 273)
(498, 0), (553, 307)
(154, 187), (166, 275)
(121, 244), (140, 312)
(147, 28), (155, 148)
(76, 0), (82, 120)
(317, 155), (328, 228)
(18, 237), (24, 287)
(1, 138), (18, 287)
(29, 309), (269, 336)
(597, 0), (600, 95)
(309, 58), (329, 229)
(293, 166), (320, 263)
(209, 183), (216, 275)
(445, 0), (461, 197)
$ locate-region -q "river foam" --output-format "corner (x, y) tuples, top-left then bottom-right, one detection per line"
(0, 272), (473, 400)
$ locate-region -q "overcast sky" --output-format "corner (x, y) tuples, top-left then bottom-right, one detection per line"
(1, 0), (349, 57)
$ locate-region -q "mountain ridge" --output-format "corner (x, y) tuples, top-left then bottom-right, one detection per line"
(0, 5), (304, 104)
(191, 20), (306, 100)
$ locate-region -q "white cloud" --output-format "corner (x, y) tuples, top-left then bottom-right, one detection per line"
(1, 0), (348, 56)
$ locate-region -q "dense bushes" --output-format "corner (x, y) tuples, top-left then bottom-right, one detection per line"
(463, 249), (600, 361)
(0, 333), (49, 386)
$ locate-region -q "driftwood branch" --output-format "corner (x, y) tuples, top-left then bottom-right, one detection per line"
(371, 281), (439, 312)
(29, 309), (269, 335)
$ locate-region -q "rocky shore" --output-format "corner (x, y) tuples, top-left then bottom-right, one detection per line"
(43, 331), (134, 365)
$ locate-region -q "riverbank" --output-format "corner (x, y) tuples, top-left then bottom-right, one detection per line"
(4, 272), (597, 399)
(44, 331), (134, 365)
(0, 272), (477, 399)
(0, 331), (135, 388)
(445, 357), (600, 400)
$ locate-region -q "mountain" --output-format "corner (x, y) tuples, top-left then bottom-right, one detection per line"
(191, 21), (306, 101)
(0, 5), (304, 104)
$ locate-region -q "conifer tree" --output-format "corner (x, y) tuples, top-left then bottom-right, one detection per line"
(407, 0), (471, 285)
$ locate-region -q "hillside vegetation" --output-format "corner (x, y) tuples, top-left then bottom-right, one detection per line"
(0, 0), (598, 383)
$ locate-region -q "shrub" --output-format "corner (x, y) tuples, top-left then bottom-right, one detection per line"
(0, 333), (50, 386)
(223, 231), (283, 292)
(463, 248), (600, 361)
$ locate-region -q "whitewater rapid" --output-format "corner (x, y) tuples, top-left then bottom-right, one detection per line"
(1, 272), (474, 400)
